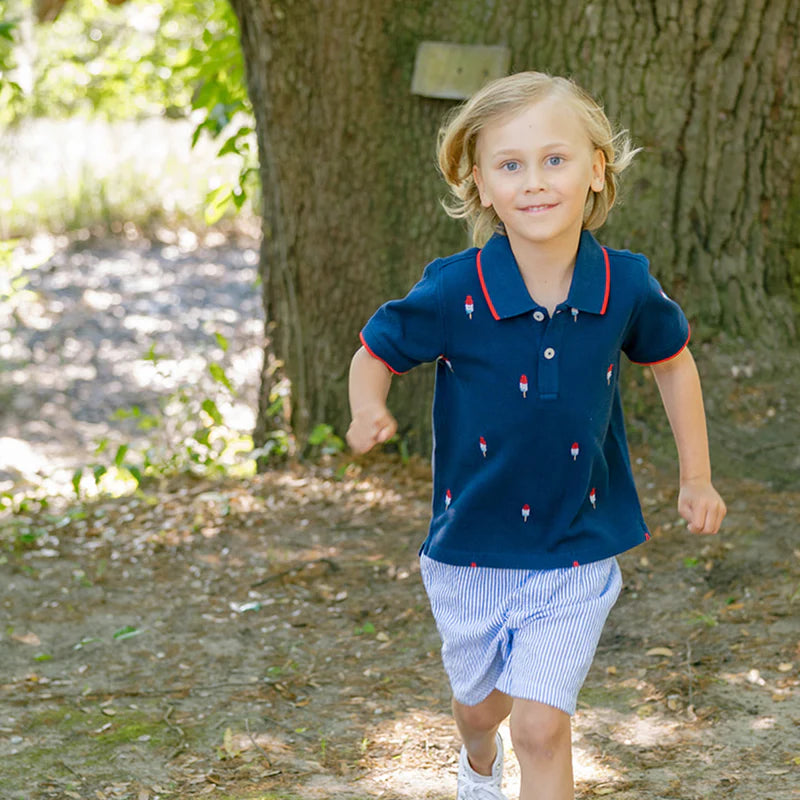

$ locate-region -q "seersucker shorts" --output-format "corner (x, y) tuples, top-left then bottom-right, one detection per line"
(419, 554), (622, 715)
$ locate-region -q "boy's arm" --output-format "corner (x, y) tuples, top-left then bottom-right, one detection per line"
(650, 347), (727, 534)
(346, 346), (398, 454)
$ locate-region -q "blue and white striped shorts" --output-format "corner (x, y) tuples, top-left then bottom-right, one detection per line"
(419, 554), (622, 715)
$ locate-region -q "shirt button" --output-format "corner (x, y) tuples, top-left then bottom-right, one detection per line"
(544, 347), (556, 360)
(532, 310), (545, 322)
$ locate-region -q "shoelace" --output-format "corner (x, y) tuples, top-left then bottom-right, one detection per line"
(460, 782), (507, 800)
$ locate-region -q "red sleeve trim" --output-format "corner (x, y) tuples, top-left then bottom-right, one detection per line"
(359, 331), (407, 375)
(629, 325), (692, 366)
(600, 247), (610, 315)
(476, 249), (501, 321)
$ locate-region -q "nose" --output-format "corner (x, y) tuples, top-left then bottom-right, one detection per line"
(523, 164), (547, 192)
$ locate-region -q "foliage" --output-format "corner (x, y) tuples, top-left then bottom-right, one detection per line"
(308, 423), (345, 457)
(2, 0), (257, 226)
(70, 347), (256, 500)
(0, 8), (24, 114)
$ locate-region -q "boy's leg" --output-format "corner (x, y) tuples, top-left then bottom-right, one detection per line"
(510, 698), (573, 800)
(452, 689), (513, 775)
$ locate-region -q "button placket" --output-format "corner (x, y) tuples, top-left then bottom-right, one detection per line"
(538, 315), (565, 399)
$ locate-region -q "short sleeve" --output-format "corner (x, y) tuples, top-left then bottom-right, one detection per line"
(359, 260), (445, 374)
(623, 270), (691, 365)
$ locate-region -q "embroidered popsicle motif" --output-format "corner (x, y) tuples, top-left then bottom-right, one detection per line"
(479, 436), (487, 458)
(607, 363), (614, 385)
(521, 504), (531, 522)
(571, 307), (579, 322)
(589, 488), (597, 508)
(438, 355), (454, 372)
(465, 295), (474, 319)
(445, 489), (452, 510)
(571, 442), (580, 461)
(519, 374), (528, 398)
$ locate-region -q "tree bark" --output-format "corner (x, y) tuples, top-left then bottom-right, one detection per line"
(228, 0), (800, 454)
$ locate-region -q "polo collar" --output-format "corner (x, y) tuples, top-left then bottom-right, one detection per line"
(477, 230), (610, 320)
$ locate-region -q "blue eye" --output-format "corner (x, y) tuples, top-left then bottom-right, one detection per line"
(546, 156), (564, 167)
(502, 161), (520, 172)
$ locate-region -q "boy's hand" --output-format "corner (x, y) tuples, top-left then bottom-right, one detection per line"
(678, 480), (727, 534)
(346, 405), (398, 454)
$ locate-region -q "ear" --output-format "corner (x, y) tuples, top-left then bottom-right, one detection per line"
(590, 149), (606, 193)
(472, 164), (493, 208)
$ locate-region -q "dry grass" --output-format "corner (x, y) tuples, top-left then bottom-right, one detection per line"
(0, 116), (256, 239)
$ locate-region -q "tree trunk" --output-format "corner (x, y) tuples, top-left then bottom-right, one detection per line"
(228, 0), (800, 454)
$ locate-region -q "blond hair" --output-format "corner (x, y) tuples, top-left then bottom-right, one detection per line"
(437, 71), (640, 246)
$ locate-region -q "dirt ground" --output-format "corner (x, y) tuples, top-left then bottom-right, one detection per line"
(1, 236), (799, 800)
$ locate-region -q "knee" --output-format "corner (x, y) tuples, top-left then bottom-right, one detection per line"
(453, 698), (505, 733)
(510, 705), (569, 762)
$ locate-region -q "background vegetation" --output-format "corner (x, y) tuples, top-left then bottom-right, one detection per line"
(0, 0), (256, 239)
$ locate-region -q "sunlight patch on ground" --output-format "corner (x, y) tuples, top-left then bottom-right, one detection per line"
(573, 738), (624, 787)
(0, 437), (50, 478)
(357, 715), (626, 799)
(128, 354), (209, 390)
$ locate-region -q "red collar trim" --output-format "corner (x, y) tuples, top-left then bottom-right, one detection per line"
(476, 249), (501, 321)
(600, 246), (610, 315)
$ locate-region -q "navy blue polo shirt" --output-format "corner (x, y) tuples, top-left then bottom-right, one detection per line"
(360, 230), (690, 569)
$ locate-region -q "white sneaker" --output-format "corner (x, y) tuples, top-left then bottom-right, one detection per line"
(456, 731), (509, 800)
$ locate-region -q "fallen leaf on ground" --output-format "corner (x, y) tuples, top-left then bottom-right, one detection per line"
(12, 632), (41, 646)
(645, 647), (674, 657)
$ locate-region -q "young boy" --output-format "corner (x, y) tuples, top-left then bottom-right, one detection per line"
(347, 72), (725, 800)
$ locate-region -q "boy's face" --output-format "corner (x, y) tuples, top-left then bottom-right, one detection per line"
(472, 95), (605, 252)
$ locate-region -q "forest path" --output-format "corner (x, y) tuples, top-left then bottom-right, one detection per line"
(0, 236), (798, 800)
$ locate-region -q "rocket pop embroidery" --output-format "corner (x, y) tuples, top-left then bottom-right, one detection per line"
(571, 442), (580, 461)
(465, 295), (474, 319)
(519, 374), (528, 398)
(445, 489), (452, 510)
(479, 436), (487, 457)
(522, 504), (531, 522)
(571, 307), (579, 322)
(589, 488), (597, 508)
(607, 364), (614, 385)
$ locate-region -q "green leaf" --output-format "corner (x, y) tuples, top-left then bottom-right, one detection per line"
(202, 398), (223, 425)
(193, 428), (211, 446)
(355, 622), (376, 636)
(0, 23), (17, 42)
(208, 362), (233, 391)
(309, 424), (333, 446)
(74, 636), (101, 650)
(214, 332), (229, 352)
(144, 344), (164, 363)
(204, 184), (232, 224)
(113, 625), (143, 641)
(114, 444), (129, 468)
(232, 187), (247, 209)
(218, 134), (243, 157)
(71, 468), (83, 497)
(137, 415), (161, 432)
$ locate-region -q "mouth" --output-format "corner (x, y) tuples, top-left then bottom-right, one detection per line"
(520, 203), (556, 214)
